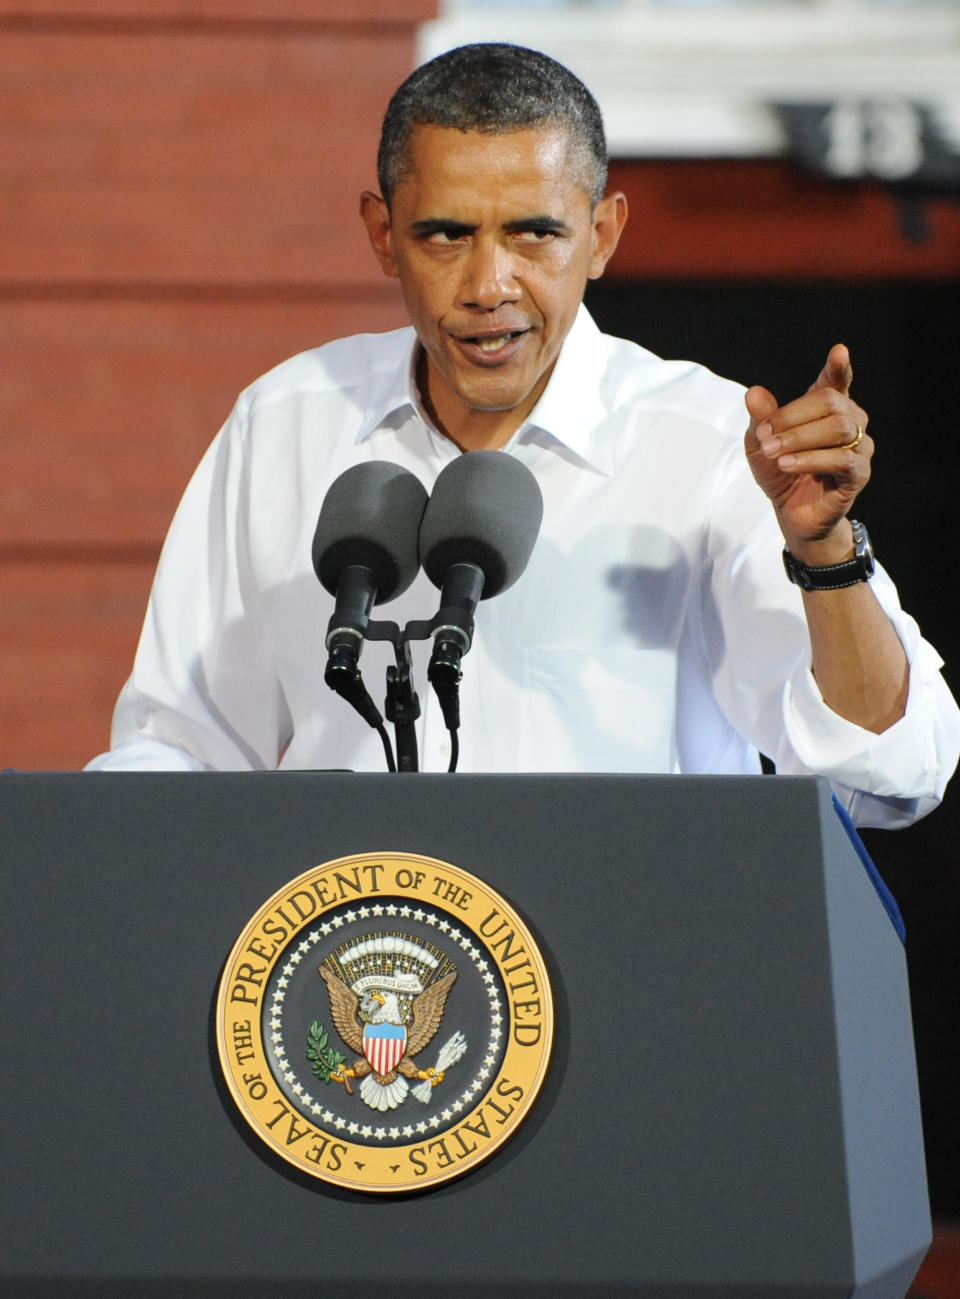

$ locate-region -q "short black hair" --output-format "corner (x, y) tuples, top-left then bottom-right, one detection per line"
(377, 43), (608, 208)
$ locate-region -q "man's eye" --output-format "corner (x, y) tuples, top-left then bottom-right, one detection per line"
(514, 229), (556, 243)
(426, 228), (467, 244)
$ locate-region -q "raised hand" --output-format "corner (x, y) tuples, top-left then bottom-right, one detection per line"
(744, 343), (872, 559)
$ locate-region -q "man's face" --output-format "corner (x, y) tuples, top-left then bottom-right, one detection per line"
(362, 124), (625, 448)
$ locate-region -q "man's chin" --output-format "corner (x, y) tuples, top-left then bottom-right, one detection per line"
(420, 345), (553, 428)
(450, 369), (545, 416)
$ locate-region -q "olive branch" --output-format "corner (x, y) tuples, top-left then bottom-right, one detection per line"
(306, 1020), (346, 1083)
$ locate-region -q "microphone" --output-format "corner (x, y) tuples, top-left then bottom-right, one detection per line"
(312, 461), (428, 725)
(419, 451), (543, 728)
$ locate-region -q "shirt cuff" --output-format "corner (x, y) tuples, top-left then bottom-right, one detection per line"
(782, 610), (952, 802)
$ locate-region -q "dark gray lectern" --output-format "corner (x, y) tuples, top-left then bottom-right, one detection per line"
(0, 773), (929, 1298)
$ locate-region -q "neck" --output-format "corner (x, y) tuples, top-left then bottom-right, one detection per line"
(435, 414), (519, 453)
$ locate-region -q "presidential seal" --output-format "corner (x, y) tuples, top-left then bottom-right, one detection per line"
(216, 852), (553, 1193)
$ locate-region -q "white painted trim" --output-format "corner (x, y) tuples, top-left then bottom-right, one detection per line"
(419, 5), (960, 157)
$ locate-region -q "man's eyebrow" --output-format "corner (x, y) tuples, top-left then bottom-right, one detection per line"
(503, 216), (571, 235)
(410, 218), (476, 237)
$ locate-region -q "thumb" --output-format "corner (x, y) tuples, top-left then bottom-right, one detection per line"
(809, 342), (852, 396)
(745, 385), (778, 439)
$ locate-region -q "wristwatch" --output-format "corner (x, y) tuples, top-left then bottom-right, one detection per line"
(782, 520), (875, 591)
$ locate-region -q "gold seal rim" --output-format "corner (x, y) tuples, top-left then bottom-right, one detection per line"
(216, 850), (554, 1193)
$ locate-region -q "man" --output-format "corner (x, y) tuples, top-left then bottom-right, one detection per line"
(87, 43), (959, 828)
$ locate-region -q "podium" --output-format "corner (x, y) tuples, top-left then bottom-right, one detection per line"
(0, 772), (929, 1297)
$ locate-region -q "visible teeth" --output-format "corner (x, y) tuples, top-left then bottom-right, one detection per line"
(477, 335), (512, 352)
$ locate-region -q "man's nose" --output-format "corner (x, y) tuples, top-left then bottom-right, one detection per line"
(459, 240), (522, 310)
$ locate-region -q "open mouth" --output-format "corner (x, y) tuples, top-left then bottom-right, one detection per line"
(457, 330), (527, 355)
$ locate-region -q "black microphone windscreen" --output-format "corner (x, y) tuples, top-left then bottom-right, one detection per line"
(419, 451), (543, 598)
(312, 461), (428, 604)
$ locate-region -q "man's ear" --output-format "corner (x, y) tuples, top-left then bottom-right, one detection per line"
(360, 191), (399, 278)
(587, 191), (628, 281)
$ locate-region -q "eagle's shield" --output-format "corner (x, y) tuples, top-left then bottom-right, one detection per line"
(363, 1021), (406, 1075)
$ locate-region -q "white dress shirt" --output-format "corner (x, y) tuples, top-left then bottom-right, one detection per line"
(87, 308), (960, 827)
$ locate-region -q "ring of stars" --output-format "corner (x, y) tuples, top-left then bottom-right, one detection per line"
(266, 903), (505, 1145)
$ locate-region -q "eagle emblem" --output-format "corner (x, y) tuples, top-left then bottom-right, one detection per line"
(309, 933), (467, 1112)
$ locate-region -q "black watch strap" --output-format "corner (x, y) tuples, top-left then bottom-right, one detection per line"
(782, 520), (875, 591)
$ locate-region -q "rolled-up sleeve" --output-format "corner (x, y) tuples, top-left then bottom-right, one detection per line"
(706, 444), (960, 828)
(782, 596), (960, 827)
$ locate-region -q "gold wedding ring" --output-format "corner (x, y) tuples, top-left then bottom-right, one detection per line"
(841, 424), (865, 452)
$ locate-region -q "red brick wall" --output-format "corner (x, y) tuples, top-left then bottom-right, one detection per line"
(0, 1), (435, 768)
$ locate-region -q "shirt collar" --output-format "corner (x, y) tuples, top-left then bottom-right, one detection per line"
(354, 305), (614, 474)
(515, 305), (614, 474)
(354, 329), (422, 444)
